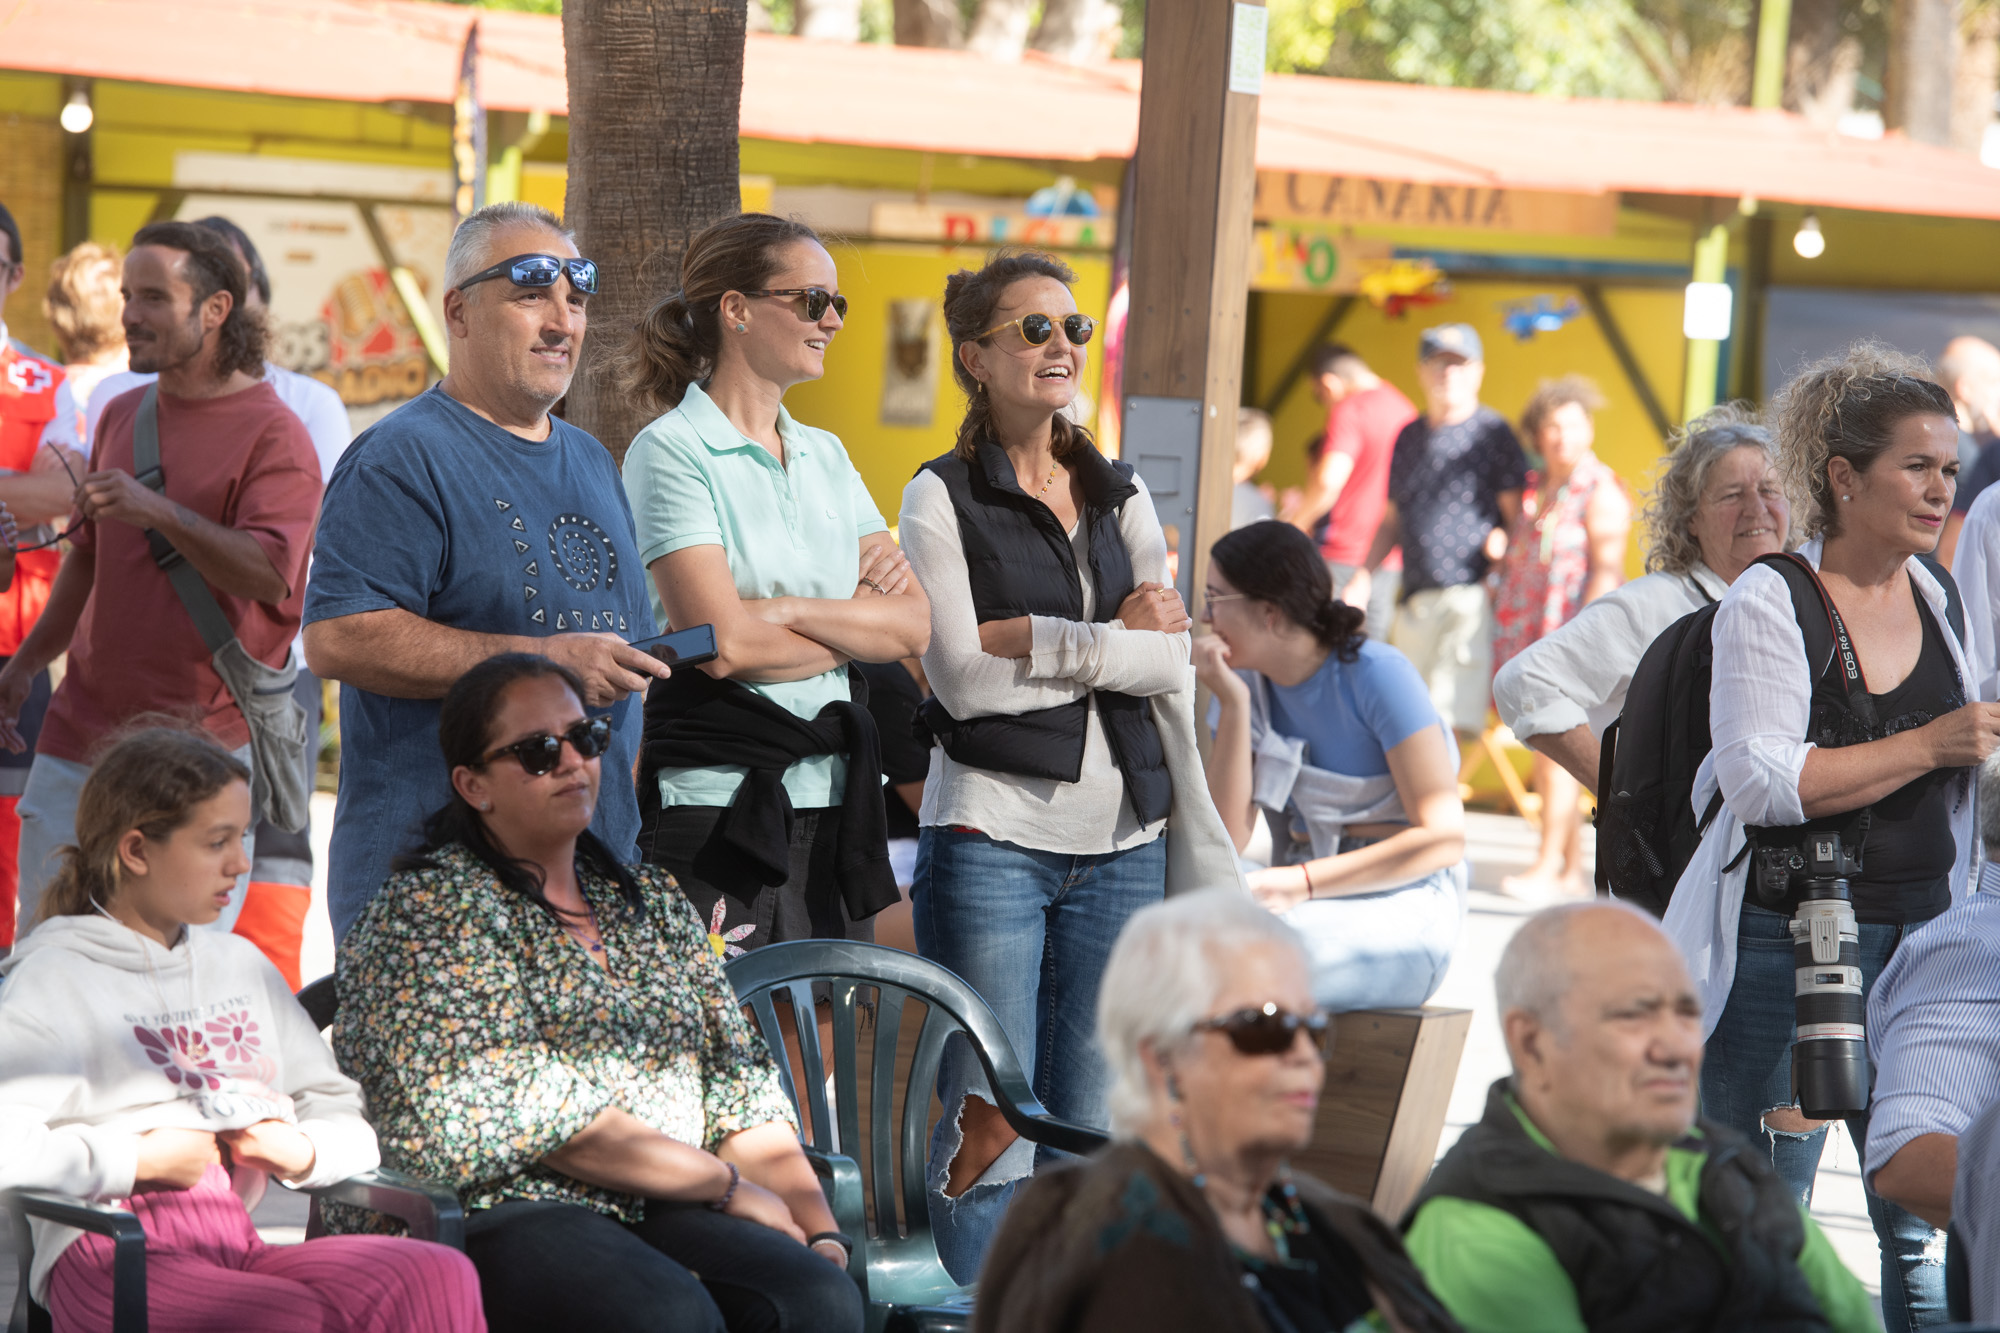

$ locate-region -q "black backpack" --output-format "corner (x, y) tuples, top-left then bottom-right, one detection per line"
(1593, 552), (1965, 916)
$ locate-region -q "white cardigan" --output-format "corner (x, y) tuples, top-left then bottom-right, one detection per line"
(1950, 482), (2000, 704)
(1493, 563), (1728, 742)
(898, 467), (1244, 894)
(1665, 539), (1977, 1036)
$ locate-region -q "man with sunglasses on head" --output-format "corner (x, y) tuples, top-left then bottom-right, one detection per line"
(1402, 901), (1876, 1333)
(304, 201), (665, 942)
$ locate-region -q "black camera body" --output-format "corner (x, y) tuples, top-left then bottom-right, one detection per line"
(1754, 829), (1869, 1118)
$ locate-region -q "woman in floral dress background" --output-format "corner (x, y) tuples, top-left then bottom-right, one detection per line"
(1491, 377), (1630, 901)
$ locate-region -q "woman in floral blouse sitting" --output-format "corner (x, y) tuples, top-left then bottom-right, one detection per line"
(333, 653), (863, 1333)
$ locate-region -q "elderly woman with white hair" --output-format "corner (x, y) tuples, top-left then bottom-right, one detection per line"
(973, 889), (1461, 1333)
(1492, 404), (1790, 801)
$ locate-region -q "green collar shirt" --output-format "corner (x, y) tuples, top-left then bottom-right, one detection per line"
(621, 382), (887, 809)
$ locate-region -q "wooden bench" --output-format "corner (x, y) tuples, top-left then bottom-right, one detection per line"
(1293, 1006), (1473, 1222)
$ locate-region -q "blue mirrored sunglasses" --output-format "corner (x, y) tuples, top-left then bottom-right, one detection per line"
(457, 253), (600, 296)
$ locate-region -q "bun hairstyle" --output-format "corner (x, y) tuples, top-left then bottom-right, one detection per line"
(396, 652), (646, 926)
(36, 725), (249, 925)
(621, 213), (826, 414)
(1208, 520), (1366, 663)
(943, 251), (1096, 461)
(1770, 340), (1957, 540)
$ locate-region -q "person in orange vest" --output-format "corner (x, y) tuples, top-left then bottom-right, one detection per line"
(0, 201), (84, 952)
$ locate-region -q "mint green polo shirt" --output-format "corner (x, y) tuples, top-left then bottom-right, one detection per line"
(621, 383), (888, 809)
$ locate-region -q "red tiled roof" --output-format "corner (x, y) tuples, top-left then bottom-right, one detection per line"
(7, 0), (2000, 220)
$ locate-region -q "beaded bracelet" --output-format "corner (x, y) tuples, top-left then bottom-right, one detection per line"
(708, 1161), (740, 1212)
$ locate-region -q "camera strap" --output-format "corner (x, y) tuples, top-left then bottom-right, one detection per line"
(1767, 551), (1879, 731)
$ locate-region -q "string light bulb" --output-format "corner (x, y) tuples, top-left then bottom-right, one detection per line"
(1793, 212), (1825, 259)
(59, 88), (93, 135)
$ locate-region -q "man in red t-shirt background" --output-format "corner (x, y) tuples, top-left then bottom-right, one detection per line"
(0, 220), (320, 936)
(1279, 342), (1417, 638)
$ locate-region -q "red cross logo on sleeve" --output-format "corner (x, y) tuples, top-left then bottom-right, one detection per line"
(5, 361), (53, 395)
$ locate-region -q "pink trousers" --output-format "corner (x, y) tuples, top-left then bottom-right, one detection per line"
(47, 1165), (485, 1333)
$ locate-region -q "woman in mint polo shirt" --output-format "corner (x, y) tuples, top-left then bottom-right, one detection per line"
(620, 214), (931, 948)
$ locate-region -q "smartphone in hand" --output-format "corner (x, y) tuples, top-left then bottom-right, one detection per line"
(629, 624), (719, 668)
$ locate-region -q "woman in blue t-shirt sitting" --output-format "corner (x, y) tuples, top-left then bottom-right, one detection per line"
(1193, 521), (1470, 1010)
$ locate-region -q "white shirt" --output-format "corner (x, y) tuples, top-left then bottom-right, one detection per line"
(1950, 481), (2000, 703)
(1664, 539), (1977, 1035)
(1493, 563), (1728, 742)
(70, 364), (351, 483)
(1866, 858), (2000, 1183)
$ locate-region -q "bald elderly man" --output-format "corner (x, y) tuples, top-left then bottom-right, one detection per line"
(1402, 901), (1876, 1333)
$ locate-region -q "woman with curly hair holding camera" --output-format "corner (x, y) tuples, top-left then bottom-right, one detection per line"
(1669, 342), (2000, 1330)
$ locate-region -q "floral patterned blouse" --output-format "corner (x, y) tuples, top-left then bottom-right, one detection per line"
(329, 842), (797, 1225)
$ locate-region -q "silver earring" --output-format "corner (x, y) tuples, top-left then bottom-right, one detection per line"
(735, 323), (746, 333)
(480, 802), (492, 811)
(1843, 495), (1852, 501)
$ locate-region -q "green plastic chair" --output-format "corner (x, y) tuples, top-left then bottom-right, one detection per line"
(726, 940), (1109, 1333)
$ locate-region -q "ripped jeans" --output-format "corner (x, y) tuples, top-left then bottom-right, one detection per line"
(1702, 901), (1946, 1331)
(911, 827), (1167, 1284)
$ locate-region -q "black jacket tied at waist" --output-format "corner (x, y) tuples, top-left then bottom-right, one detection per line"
(639, 667), (899, 922)
(915, 437), (1171, 825)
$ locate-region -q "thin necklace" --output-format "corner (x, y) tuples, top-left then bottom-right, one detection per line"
(1037, 461), (1061, 496)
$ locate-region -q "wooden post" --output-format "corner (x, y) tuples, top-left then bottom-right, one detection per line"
(1120, 1), (1265, 607)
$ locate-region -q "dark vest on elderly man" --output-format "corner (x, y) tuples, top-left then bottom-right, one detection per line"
(915, 437), (1171, 825)
(1410, 1078), (1832, 1333)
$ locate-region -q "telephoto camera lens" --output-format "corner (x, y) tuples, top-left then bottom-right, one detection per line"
(1790, 833), (1869, 1118)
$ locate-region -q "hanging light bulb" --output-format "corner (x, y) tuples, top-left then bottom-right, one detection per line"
(1793, 212), (1826, 259)
(59, 88), (93, 135)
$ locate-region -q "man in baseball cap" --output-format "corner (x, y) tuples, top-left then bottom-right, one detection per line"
(1357, 322), (1525, 750)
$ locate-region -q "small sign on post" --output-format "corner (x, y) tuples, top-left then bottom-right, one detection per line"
(1229, 4), (1268, 96)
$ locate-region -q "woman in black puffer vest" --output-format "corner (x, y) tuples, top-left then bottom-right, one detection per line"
(896, 252), (1241, 1284)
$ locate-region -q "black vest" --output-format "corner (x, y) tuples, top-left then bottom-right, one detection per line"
(1408, 1079), (1832, 1333)
(916, 440), (1171, 825)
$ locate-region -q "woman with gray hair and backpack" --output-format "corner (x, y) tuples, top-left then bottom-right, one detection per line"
(1493, 403), (1789, 802)
(1668, 342), (2000, 1331)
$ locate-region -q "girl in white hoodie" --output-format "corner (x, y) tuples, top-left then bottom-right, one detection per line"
(0, 727), (484, 1333)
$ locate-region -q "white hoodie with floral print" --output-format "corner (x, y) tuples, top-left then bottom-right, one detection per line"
(0, 914), (379, 1300)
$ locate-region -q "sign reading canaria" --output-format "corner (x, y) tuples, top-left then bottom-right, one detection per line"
(1253, 172), (1619, 237)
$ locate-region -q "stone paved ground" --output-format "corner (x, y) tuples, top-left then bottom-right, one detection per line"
(1, 800), (1886, 1317)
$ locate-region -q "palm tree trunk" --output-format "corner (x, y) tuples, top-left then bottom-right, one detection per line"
(894, 0), (964, 46)
(561, 0), (746, 464)
(1954, 0), (2000, 153)
(966, 0), (1035, 59)
(1886, 0), (1960, 145)
(1032, 0), (1118, 61)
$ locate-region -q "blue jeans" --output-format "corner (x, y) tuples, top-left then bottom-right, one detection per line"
(911, 826), (1167, 1284)
(1702, 901), (1946, 1331)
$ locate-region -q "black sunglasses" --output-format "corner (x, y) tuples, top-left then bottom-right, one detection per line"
(742, 287), (847, 321)
(978, 312), (1096, 348)
(457, 253), (600, 296)
(1193, 1002), (1331, 1057)
(480, 718), (612, 777)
